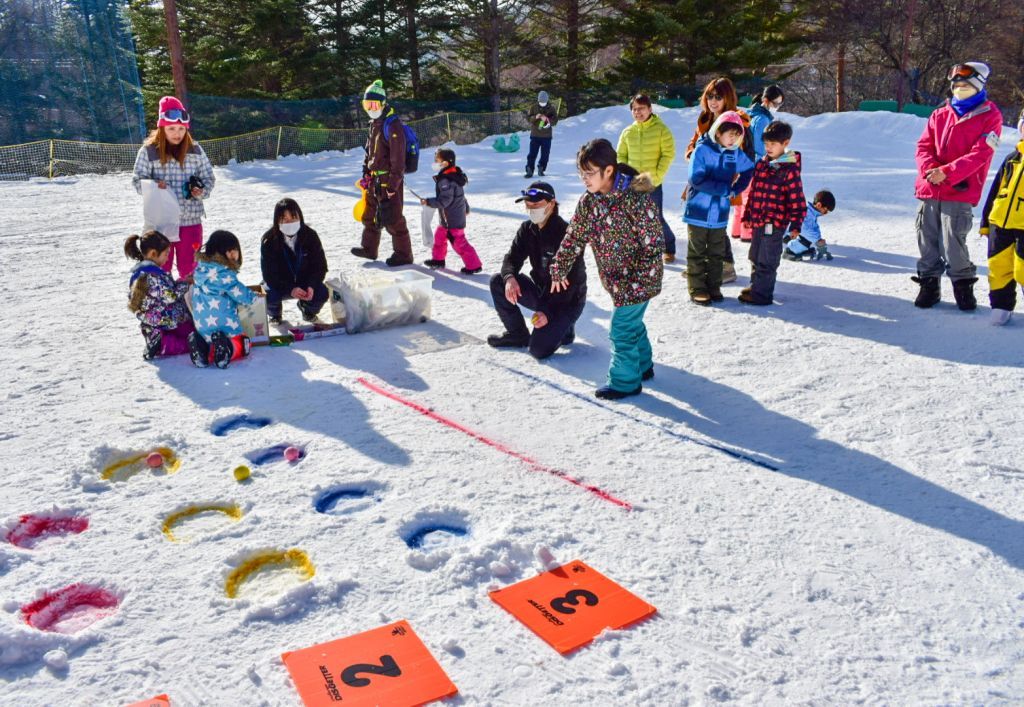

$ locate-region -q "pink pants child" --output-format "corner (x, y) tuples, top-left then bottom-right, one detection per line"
(432, 227), (482, 270)
(162, 224), (204, 279)
(729, 187), (753, 241)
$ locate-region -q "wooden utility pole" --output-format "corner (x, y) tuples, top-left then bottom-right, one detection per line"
(163, 0), (188, 106)
(836, 44), (846, 112)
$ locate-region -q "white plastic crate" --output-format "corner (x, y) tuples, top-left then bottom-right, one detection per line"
(326, 270), (432, 334)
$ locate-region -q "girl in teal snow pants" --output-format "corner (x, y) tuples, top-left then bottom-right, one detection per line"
(550, 139), (664, 400)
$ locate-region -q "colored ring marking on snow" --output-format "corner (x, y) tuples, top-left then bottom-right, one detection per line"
(356, 377), (632, 510)
(5, 513), (89, 549)
(161, 504), (244, 542)
(211, 414), (273, 437)
(404, 524), (468, 550)
(244, 444), (305, 466)
(224, 549), (315, 599)
(21, 583), (121, 633)
(314, 488), (368, 514)
(101, 446), (181, 480)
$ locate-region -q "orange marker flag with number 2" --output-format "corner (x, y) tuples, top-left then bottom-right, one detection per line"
(282, 620), (458, 707)
(489, 560), (657, 655)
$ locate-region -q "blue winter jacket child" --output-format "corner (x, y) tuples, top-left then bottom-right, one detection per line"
(748, 104), (774, 159)
(683, 135), (755, 229)
(785, 201), (823, 257)
(190, 253), (258, 342)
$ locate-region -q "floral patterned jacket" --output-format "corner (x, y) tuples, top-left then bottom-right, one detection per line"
(550, 170), (664, 307)
(128, 261), (192, 329)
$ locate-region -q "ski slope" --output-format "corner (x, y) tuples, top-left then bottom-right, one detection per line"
(1, 105), (1022, 705)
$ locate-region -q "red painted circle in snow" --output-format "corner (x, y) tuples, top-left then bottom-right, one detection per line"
(21, 583), (120, 633)
(5, 514), (89, 549)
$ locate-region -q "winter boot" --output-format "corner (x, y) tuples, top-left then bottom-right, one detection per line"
(952, 277), (978, 311)
(538, 168), (545, 177)
(350, 246), (377, 261)
(187, 331), (210, 368)
(142, 326), (162, 361)
(524, 168), (533, 179)
(595, 384), (642, 400)
(690, 291), (712, 306)
(460, 266), (483, 275)
(990, 309), (1013, 326)
(641, 364), (654, 381)
(486, 331), (529, 348)
(560, 326), (575, 346)
(210, 331), (236, 369)
(911, 275), (941, 308)
(385, 253), (413, 267)
(424, 259), (445, 269)
(709, 287), (724, 302)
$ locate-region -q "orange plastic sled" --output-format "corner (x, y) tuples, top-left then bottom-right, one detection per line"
(353, 180), (367, 222)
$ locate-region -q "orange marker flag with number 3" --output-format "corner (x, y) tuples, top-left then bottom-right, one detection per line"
(489, 560), (657, 655)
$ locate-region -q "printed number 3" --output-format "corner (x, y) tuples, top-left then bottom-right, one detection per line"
(550, 589), (599, 615)
(341, 654), (402, 687)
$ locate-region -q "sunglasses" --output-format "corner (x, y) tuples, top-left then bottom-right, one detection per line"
(159, 108), (190, 124)
(707, 94), (723, 101)
(947, 64), (978, 82)
(362, 99), (383, 112)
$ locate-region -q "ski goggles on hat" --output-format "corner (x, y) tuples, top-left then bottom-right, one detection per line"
(515, 187), (555, 202)
(159, 108), (190, 124)
(362, 99), (383, 112)
(947, 64), (980, 82)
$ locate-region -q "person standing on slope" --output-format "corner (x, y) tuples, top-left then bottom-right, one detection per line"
(912, 62), (1003, 311)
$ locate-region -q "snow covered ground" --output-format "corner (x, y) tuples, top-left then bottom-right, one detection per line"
(2, 106), (1023, 705)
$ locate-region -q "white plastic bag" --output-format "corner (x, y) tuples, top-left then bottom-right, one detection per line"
(420, 203), (435, 248)
(141, 180), (181, 242)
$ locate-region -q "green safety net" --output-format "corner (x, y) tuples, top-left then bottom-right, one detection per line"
(0, 0), (145, 146)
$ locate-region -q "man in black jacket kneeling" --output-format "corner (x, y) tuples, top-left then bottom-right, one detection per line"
(488, 182), (587, 359)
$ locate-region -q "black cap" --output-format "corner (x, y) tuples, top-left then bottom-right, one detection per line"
(515, 181), (556, 202)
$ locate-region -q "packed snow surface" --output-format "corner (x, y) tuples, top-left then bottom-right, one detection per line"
(2, 106), (1023, 704)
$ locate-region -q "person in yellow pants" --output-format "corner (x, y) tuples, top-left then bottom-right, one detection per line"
(979, 108), (1024, 326)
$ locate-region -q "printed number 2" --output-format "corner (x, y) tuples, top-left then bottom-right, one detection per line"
(550, 589), (599, 615)
(341, 655), (402, 687)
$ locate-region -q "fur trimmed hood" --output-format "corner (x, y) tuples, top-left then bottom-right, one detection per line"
(197, 251), (241, 271)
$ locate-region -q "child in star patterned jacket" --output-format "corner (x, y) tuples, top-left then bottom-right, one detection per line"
(188, 230), (262, 369)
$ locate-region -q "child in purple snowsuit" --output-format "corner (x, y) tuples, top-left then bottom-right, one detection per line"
(125, 230), (195, 360)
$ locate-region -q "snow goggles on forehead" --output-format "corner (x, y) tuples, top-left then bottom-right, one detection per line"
(947, 64), (979, 82)
(362, 99), (383, 112)
(517, 187), (555, 202)
(159, 108), (190, 124)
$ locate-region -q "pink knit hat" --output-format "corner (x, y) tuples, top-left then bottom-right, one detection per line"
(710, 110), (745, 139)
(157, 96), (190, 128)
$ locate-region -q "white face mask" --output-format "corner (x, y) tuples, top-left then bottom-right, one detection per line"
(279, 221), (301, 236)
(434, 162), (445, 172)
(951, 84), (978, 100)
(527, 205), (550, 224)
(367, 108), (383, 120)
(539, 101), (548, 107)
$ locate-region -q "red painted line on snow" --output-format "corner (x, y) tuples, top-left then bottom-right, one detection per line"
(357, 377), (632, 510)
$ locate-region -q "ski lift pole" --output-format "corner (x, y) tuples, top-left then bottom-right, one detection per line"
(48, 140), (54, 180)
(276, 126), (283, 159)
(446, 112), (452, 143)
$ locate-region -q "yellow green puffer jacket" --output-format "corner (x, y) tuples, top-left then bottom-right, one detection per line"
(980, 141), (1024, 234)
(616, 114), (676, 188)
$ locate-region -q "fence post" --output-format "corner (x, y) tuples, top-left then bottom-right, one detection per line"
(446, 113), (452, 143)
(276, 126), (283, 159)
(48, 140), (54, 180)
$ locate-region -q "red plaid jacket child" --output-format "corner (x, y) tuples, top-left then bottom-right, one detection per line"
(743, 151), (807, 233)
